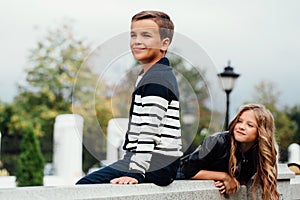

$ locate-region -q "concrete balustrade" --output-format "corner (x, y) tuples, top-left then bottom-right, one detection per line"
(290, 175), (300, 200)
(0, 180), (246, 200)
(1, 117), (299, 199)
(0, 164), (299, 200)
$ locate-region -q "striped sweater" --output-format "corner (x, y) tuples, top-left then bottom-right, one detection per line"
(123, 57), (183, 179)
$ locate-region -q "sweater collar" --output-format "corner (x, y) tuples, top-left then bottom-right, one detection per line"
(139, 57), (170, 75)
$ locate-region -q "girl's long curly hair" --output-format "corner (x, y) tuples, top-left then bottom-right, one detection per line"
(227, 104), (279, 200)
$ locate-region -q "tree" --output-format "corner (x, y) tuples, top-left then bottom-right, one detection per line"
(170, 53), (212, 154)
(16, 123), (45, 186)
(286, 105), (300, 144)
(0, 102), (20, 174)
(1, 21), (113, 174)
(252, 81), (280, 110)
(21, 21), (115, 172)
(251, 81), (297, 161)
(26, 21), (89, 103)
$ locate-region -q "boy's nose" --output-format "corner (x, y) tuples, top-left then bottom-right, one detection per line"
(134, 36), (142, 44)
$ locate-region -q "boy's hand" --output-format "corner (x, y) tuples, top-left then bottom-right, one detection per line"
(110, 176), (138, 184)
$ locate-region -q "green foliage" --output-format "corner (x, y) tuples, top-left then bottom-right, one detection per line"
(74, 92), (113, 171)
(19, 21), (114, 172)
(251, 81), (297, 161)
(25, 23), (89, 103)
(0, 21), (108, 174)
(286, 105), (300, 143)
(26, 22), (89, 103)
(169, 53), (216, 154)
(0, 103), (20, 174)
(22, 22), (92, 166)
(16, 123), (45, 186)
(14, 21), (90, 153)
(253, 81), (280, 109)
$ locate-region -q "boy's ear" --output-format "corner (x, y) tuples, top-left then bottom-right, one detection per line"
(161, 38), (170, 52)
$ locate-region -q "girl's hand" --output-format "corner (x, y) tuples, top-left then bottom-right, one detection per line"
(191, 170), (240, 195)
(223, 175), (239, 195)
(215, 175), (239, 195)
(214, 180), (226, 194)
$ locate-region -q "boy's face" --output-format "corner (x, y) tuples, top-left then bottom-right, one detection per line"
(130, 19), (169, 65)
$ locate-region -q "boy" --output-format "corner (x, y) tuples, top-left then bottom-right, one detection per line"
(76, 10), (182, 186)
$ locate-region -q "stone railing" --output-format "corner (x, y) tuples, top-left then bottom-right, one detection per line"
(0, 164), (299, 200)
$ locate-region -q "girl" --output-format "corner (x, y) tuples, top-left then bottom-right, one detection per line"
(178, 104), (279, 199)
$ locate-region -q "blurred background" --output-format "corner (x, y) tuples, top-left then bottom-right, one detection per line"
(0, 0), (299, 186)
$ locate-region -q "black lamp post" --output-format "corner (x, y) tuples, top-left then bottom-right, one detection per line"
(218, 61), (240, 130)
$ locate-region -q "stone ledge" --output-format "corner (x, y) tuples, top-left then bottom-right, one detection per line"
(0, 180), (246, 200)
(290, 175), (300, 200)
(278, 163), (296, 180)
(0, 164), (296, 200)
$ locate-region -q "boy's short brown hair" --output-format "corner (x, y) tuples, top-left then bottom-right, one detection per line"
(131, 10), (174, 43)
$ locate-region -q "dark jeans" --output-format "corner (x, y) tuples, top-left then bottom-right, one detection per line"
(76, 153), (180, 186)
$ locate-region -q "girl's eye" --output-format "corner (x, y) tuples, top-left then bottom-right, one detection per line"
(248, 124), (254, 127)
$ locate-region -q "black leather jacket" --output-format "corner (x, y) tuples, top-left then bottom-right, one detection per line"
(177, 132), (257, 184)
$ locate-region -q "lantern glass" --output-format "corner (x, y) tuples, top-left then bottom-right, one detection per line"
(220, 76), (238, 91)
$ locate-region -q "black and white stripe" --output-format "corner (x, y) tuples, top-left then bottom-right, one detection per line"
(123, 57), (183, 176)
(125, 91), (182, 174)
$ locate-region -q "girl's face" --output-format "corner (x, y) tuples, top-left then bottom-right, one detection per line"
(233, 110), (258, 152)
(130, 19), (168, 65)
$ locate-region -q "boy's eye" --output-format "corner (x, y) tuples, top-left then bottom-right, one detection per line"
(130, 33), (136, 38)
(142, 33), (151, 37)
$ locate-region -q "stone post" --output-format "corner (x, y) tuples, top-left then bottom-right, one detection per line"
(288, 143), (300, 165)
(104, 118), (128, 165)
(53, 114), (84, 185)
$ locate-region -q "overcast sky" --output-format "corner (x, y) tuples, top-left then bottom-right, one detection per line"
(0, 0), (299, 117)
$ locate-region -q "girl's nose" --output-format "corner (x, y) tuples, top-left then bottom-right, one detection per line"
(239, 123), (245, 130)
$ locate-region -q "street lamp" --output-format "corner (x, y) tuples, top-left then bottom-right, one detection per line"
(218, 61), (240, 130)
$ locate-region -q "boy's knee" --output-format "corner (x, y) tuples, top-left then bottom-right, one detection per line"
(154, 178), (174, 186)
(76, 178), (90, 185)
